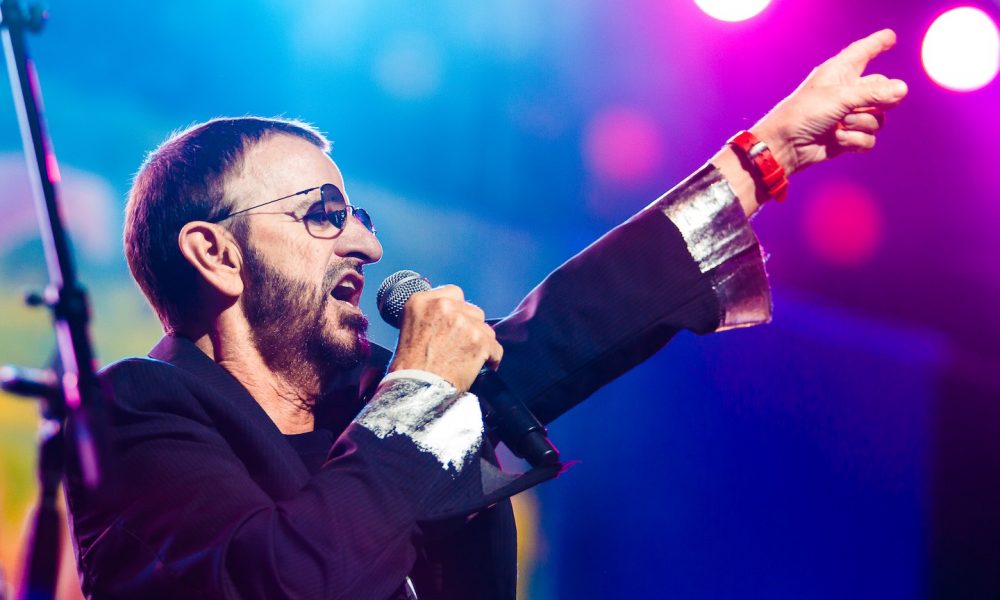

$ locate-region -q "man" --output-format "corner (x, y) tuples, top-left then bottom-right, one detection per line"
(65, 30), (908, 599)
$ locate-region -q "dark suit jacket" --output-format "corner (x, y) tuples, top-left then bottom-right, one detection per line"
(66, 165), (768, 599)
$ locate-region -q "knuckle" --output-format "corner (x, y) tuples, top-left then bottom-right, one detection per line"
(421, 295), (440, 312)
(419, 297), (451, 318)
(867, 80), (891, 102)
(481, 331), (494, 348)
(468, 304), (486, 321)
(469, 322), (495, 343)
(438, 284), (465, 300)
(438, 297), (461, 313)
(408, 291), (429, 306)
(467, 327), (485, 344)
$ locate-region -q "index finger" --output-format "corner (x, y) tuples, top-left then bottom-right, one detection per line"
(833, 29), (897, 74)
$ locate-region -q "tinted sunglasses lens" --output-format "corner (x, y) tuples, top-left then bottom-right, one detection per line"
(320, 184), (347, 229)
(320, 183), (375, 234)
(353, 208), (376, 235)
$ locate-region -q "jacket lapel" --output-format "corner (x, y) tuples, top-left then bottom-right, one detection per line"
(147, 336), (394, 498)
(148, 336), (312, 496)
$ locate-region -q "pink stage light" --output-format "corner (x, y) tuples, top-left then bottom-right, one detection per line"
(693, 0), (772, 22)
(802, 180), (883, 267)
(922, 6), (1000, 92)
(582, 106), (666, 187)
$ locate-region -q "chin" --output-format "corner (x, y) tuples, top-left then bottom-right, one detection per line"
(354, 334), (372, 363)
(321, 312), (371, 367)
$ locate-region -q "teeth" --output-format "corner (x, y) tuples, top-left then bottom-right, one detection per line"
(332, 278), (361, 303)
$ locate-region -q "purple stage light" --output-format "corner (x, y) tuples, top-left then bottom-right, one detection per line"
(693, 0), (772, 22)
(921, 6), (1000, 92)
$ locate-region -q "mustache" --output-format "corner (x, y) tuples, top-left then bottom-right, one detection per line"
(321, 262), (365, 295)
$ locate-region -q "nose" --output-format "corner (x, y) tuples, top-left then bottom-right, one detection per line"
(337, 211), (382, 264)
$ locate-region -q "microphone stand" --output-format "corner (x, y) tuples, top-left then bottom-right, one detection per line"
(0, 2), (109, 599)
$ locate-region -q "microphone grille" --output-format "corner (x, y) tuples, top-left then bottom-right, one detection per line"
(376, 270), (432, 328)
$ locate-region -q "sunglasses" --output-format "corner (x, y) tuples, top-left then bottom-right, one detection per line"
(210, 183), (376, 237)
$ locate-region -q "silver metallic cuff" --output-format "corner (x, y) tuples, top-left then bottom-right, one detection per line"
(650, 163), (772, 331)
(356, 377), (483, 473)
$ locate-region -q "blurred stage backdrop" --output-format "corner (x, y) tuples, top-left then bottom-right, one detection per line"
(1, 1), (999, 598)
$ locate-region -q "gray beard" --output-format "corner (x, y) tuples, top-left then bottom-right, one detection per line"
(239, 241), (370, 402)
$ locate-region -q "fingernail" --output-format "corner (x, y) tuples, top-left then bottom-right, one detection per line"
(891, 80), (908, 96)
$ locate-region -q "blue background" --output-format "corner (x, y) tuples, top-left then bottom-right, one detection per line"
(1, 1), (998, 597)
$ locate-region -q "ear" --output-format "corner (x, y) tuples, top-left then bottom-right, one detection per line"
(177, 221), (245, 299)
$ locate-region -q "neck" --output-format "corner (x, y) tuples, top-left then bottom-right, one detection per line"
(188, 319), (318, 435)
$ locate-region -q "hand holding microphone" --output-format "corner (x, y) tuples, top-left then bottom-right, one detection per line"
(386, 282), (502, 392)
(378, 271), (560, 467)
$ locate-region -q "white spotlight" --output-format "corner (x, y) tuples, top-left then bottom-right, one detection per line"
(693, 0), (772, 23)
(922, 6), (1000, 92)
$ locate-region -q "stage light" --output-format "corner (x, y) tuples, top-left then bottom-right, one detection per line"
(693, 0), (772, 22)
(802, 180), (883, 267)
(582, 106), (666, 187)
(922, 6), (1000, 92)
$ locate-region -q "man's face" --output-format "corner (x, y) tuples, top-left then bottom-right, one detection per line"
(225, 134), (383, 388)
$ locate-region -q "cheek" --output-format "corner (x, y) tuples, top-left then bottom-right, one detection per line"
(268, 239), (329, 286)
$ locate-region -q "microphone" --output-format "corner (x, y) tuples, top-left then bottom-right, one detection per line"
(377, 270), (560, 467)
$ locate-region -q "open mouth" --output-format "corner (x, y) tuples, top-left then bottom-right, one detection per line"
(331, 272), (364, 307)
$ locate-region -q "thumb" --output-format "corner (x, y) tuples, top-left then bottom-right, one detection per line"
(842, 74), (909, 110)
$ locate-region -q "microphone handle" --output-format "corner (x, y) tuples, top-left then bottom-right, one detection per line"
(471, 367), (560, 467)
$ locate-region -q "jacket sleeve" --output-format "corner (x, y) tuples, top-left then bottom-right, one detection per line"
(493, 163), (772, 424)
(67, 363), (556, 600)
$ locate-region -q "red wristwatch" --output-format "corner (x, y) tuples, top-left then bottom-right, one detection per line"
(727, 130), (789, 202)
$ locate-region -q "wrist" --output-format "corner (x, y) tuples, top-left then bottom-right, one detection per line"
(727, 130), (789, 203)
(381, 369), (453, 389)
(749, 123), (796, 176)
(710, 147), (761, 217)
(388, 355), (467, 392)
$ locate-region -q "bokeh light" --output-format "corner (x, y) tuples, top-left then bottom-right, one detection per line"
(921, 6), (1000, 92)
(802, 180), (884, 266)
(582, 106), (666, 186)
(693, 0), (772, 22)
(0, 155), (118, 261)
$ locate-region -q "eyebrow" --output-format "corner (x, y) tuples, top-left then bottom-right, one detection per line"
(281, 187), (328, 215)
(289, 196), (318, 213)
